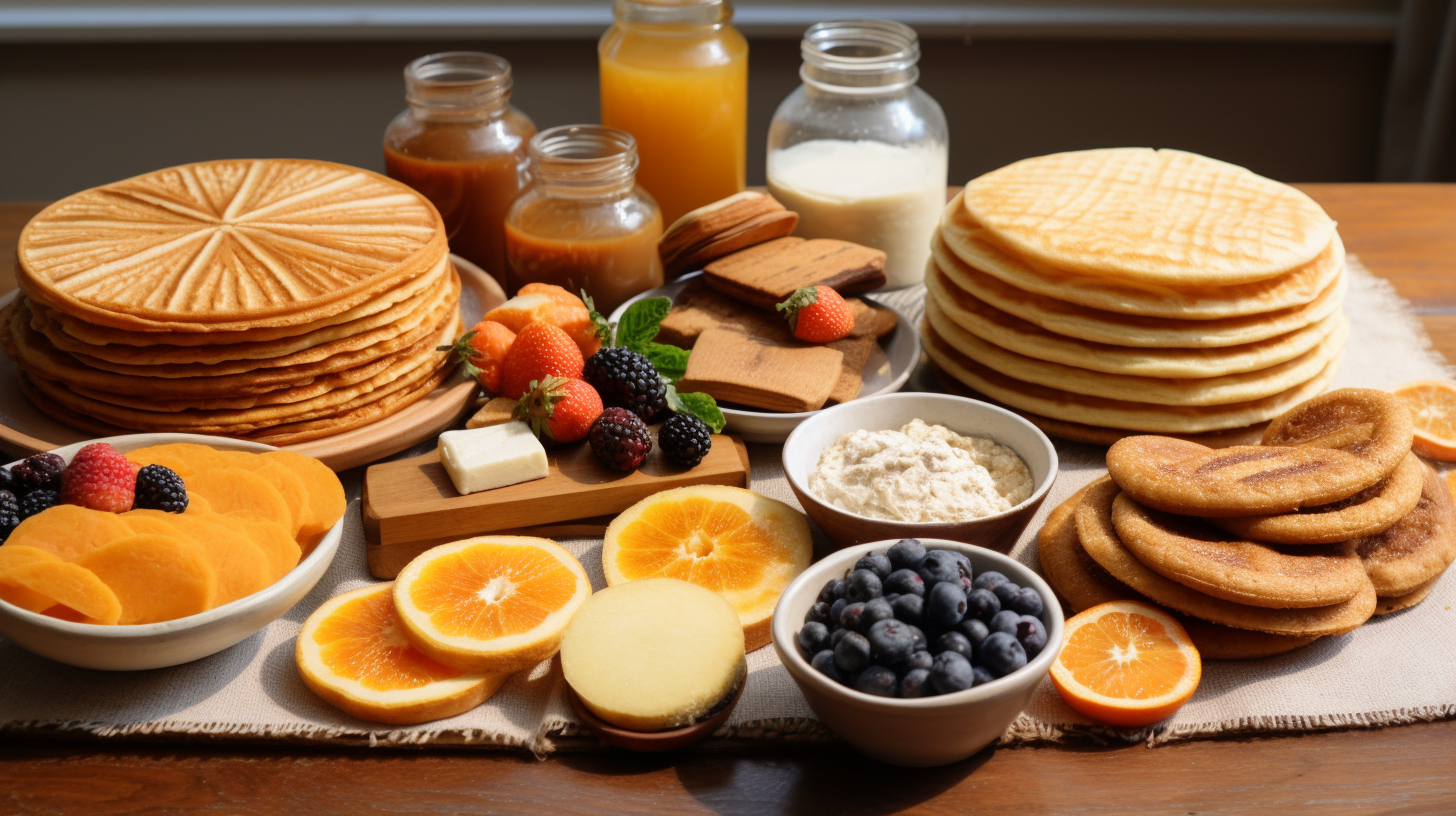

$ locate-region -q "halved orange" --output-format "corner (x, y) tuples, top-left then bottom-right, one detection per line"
(1393, 380), (1456, 461)
(602, 485), (812, 652)
(392, 536), (591, 673)
(1049, 600), (1201, 727)
(297, 583), (508, 725)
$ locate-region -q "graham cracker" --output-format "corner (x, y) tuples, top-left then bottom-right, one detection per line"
(677, 328), (844, 413)
(659, 193), (794, 278)
(703, 237), (887, 310)
(657, 279), (782, 348)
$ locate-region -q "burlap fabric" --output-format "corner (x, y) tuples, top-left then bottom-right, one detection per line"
(3, 259), (1454, 753)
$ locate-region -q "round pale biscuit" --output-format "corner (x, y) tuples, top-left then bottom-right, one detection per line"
(1351, 463), (1456, 596)
(962, 148), (1336, 284)
(925, 296), (1348, 406)
(1374, 573), (1443, 615)
(939, 192), (1346, 319)
(922, 319), (1342, 433)
(244, 361), (457, 445)
(1262, 388), (1415, 485)
(932, 236), (1346, 349)
(1110, 492), (1370, 609)
(1210, 452), (1425, 545)
(1073, 477), (1377, 637)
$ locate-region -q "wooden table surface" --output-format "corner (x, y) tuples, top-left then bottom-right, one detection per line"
(2, 185), (1455, 815)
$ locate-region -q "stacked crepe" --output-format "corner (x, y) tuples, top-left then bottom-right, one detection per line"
(922, 148), (1348, 444)
(1, 159), (460, 445)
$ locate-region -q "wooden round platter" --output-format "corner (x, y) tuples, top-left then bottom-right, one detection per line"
(0, 255), (504, 472)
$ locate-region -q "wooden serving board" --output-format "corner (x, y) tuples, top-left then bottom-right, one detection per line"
(362, 432), (751, 578)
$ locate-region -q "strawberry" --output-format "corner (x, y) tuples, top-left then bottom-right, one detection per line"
(438, 320), (517, 394)
(60, 443), (137, 513)
(499, 323), (585, 399)
(515, 376), (603, 443)
(776, 285), (855, 343)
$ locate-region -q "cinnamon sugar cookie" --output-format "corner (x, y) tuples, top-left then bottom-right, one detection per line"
(1352, 463), (1456, 596)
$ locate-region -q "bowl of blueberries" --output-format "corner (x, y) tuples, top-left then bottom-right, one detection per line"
(770, 537), (1063, 767)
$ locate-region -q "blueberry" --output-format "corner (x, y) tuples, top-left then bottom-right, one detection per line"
(798, 622), (830, 656)
(1009, 587), (1045, 618)
(844, 569), (883, 602)
(972, 666), (995, 686)
(967, 588), (1001, 622)
(1015, 615), (1048, 658)
(887, 538), (927, 571)
(980, 631), (1028, 677)
(862, 597), (895, 629)
(905, 624), (928, 652)
(973, 570), (1009, 592)
(916, 551), (961, 586)
(989, 610), (1021, 636)
(834, 631), (872, 675)
(889, 594), (924, 626)
(854, 665), (899, 697)
(811, 649), (848, 685)
(829, 598), (848, 626)
(956, 617), (990, 651)
(818, 578), (845, 604)
(854, 553), (893, 581)
(839, 602), (867, 632)
(883, 568), (926, 598)
(805, 601), (832, 626)
(926, 581), (968, 628)
(992, 581), (1022, 609)
(936, 630), (974, 660)
(929, 651), (975, 694)
(899, 668), (933, 698)
(904, 650), (934, 672)
(866, 618), (915, 666)
(830, 628), (852, 648)
(947, 551), (974, 588)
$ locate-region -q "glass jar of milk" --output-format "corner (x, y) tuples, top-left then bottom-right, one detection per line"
(766, 20), (948, 290)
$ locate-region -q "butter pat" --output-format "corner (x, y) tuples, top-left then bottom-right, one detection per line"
(438, 423), (549, 495)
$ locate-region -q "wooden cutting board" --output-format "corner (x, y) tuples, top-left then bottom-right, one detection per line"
(362, 432), (751, 578)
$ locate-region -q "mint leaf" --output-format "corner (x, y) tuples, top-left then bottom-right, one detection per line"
(581, 290), (616, 347)
(667, 384), (726, 433)
(617, 297), (671, 352)
(643, 343), (689, 383)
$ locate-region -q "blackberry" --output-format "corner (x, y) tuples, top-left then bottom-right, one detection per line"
(588, 407), (652, 472)
(0, 490), (19, 542)
(658, 413), (712, 467)
(0, 466), (15, 495)
(13, 452), (65, 493)
(19, 488), (59, 520)
(582, 347), (667, 421)
(134, 465), (189, 513)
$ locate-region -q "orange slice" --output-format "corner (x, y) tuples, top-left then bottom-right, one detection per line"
(602, 485), (811, 651)
(1050, 600), (1201, 727)
(1393, 380), (1456, 461)
(296, 583), (508, 725)
(392, 536), (591, 673)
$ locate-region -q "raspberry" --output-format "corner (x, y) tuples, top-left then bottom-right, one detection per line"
(12, 452), (65, 493)
(0, 490), (19, 542)
(20, 488), (59, 520)
(588, 407), (653, 472)
(658, 413), (713, 467)
(582, 347), (667, 421)
(134, 464), (189, 514)
(60, 443), (137, 513)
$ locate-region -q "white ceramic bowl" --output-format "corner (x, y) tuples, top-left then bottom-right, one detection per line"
(610, 273), (920, 443)
(782, 392), (1058, 550)
(771, 538), (1065, 766)
(0, 433), (345, 670)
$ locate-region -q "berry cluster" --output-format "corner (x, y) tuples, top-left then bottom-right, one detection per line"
(797, 539), (1049, 698)
(0, 444), (189, 543)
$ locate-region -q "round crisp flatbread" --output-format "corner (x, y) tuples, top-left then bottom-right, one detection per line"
(962, 148), (1336, 284)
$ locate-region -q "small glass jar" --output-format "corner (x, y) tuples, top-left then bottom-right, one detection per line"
(766, 20), (948, 289)
(383, 52), (536, 284)
(504, 125), (664, 312)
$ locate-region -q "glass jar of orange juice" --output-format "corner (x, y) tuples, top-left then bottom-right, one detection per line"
(383, 52), (536, 285)
(599, 0), (748, 225)
(504, 126), (664, 313)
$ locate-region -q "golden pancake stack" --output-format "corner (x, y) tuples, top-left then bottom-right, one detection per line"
(1, 159), (460, 445)
(922, 148), (1348, 444)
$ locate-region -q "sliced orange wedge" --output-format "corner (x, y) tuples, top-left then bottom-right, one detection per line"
(297, 583), (507, 725)
(1393, 380), (1456, 461)
(1050, 600), (1201, 727)
(392, 536), (591, 673)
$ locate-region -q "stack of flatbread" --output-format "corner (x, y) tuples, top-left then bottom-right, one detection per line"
(922, 148), (1348, 444)
(1, 159), (460, 445)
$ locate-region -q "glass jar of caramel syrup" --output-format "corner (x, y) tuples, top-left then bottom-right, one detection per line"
(504, 126), (664, 312)
(384, 52), (536, 284)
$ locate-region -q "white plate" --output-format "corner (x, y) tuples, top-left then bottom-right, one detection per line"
(610, 273), (920, 443)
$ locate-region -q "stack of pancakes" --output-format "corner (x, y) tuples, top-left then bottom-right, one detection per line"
(1039, 390), (1456, 660)
(923, 148), (1348, 445)
(1, 159), (460, 445)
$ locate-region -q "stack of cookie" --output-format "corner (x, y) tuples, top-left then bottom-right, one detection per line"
(924, 148), (1348, 445)
(2, 159), (460, 445)
(1039, 389), (1455, 659)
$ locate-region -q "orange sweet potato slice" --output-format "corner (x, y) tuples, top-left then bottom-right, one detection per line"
(188, 494), (214, 514)
(6, 505), (133, 561)
(224, 458), (307, 537)
(226, 512), (303, 582)
(124, 443), (228, 478)
(77, 534), (216, 624)
(184, 468), (293, 532)
(258, 450), (345, 548)
(0, 545), (67, 612)
(123, 510), (272, 606)
(0, 559), (124, 624)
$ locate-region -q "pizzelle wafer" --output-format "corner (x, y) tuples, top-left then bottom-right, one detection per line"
(1110, 492), (1369, 609)
(1350, 463), (1456, 596)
